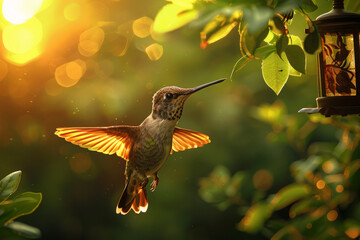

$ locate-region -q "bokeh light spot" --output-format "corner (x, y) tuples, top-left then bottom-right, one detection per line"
(335, 184), (344, 193)
(316, 180), (326, 190)
(346, 228), (360, 239)
(252, 169), (273, 191)
(2, 0), (43, 24)
(66, 59), (86, 81)
(69, 152), (92, 174)
(322, 160), (335, 173)
(64, 2), (81, 21)
(0, 60), (9, 81)
(326, 210), (338, 221)
(3, 18), (43, 54)
(145, 43), (163, 61)
(55, 60), (86, 87)
(132, 16), (153, 38)
(78, 27), (105, 57)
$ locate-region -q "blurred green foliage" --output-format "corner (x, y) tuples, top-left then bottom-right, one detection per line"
(0, 0), (359, 239)
(0, 171), (42, 239)
(199, 104), (360, 239)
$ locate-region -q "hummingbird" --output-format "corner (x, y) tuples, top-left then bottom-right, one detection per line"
(55, 78), (225, 215)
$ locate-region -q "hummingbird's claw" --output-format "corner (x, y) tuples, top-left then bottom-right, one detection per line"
(150, 177), (159, 192)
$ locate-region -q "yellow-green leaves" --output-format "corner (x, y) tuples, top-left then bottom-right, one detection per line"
(0, 171), (21, 204)
(0, 192), (42, 226)
(270, 184), (311, 210)
(262, 51), (290, 95)
(285, 45), (305, 74)
(304, 28), (320, 54)
(153, 2), (198, 33)
(238, 203), (271, 233)
(0, 171), (42, 239)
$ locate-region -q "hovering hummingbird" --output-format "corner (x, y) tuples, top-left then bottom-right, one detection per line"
(55, 78), (225, 215)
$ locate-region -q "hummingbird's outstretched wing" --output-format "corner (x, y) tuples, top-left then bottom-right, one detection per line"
(171, 127), (211, 153)
(55, 126), (138, 161)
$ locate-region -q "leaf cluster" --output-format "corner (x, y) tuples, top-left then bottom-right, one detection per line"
(198, 104), (360, 239)
(0, 171), (42, 239)
(153, 0), (321, 95)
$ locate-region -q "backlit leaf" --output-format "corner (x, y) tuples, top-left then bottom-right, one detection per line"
(269, 16), (285, 35)
(276, 34), (288, 58)
(254, 45), (275, 59)
(0, 171), (21, 204)
(238, 203), (272, 233)
(270, 184), (311, 210)
(6, 222), (41, 239)
(285, 45), (305, 74)
(304, 29), (320, 54)
(153, 4), (198, 33)
(202, 22), (238, 49)
(262, 51), (290, 95)
(240, 26), (269, 56)
(264, 30), (279, 45)
(300, 0), (318, 13)
(230, 56), (251, 80)
(0, 192), (42, 226)
(287, 35), (304, 76)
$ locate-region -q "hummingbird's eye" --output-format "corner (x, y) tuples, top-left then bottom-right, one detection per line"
(165, 93), (173, 99)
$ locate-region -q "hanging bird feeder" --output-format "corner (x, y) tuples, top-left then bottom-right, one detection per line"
(299, 0), (360, 116)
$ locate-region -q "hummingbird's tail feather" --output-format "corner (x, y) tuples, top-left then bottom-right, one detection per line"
(116, 183), (148, 215)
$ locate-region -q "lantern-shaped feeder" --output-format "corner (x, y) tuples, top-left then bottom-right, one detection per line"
(299, 0), (360, 116)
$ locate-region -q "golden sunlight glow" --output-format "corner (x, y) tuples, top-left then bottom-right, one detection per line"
(3, 18), (43, 54)
(64, 2), (81, 22)
(78, 27), (105, 57)
(132, 16), (153, 38)
(55, 59), (86, 88)
(0, 60), (8, 81)
(2, 0), (43, 24)
(2, 18), (43, 65)
(145, 43), (163, 61)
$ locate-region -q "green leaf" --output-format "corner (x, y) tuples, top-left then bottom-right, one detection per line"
(6, 222), (41, 239)
(230, 56), (251, 80)
(276, 34), (288, 58)
(304, 29), (320, 54)
(270, 184), (311, 210)
(254, 45), (276, 59)
(243, 6), (274, 34)
(270, 15), (285, 35)
(289, 198), (323, 218)
(225, 171), (246, 197)
(203, 22), (238, 48)
(262, 51), (290, 95)
(240, 26), (269, 56)
(264, 30), (279, 45)
(0, 192), (42, 226)
(288, 35), (302, 47)
(300, 0), (318, 13)
(0, 171), (22, 204)
(238, 203), (272, 233)
(153, 4), (198, 33)
(285, 45), (305, 74)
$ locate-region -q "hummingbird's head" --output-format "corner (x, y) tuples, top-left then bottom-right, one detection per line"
(151, 79), (225, 121)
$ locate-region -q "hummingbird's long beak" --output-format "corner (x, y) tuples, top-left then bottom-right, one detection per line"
(183, 78), (226, 95)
